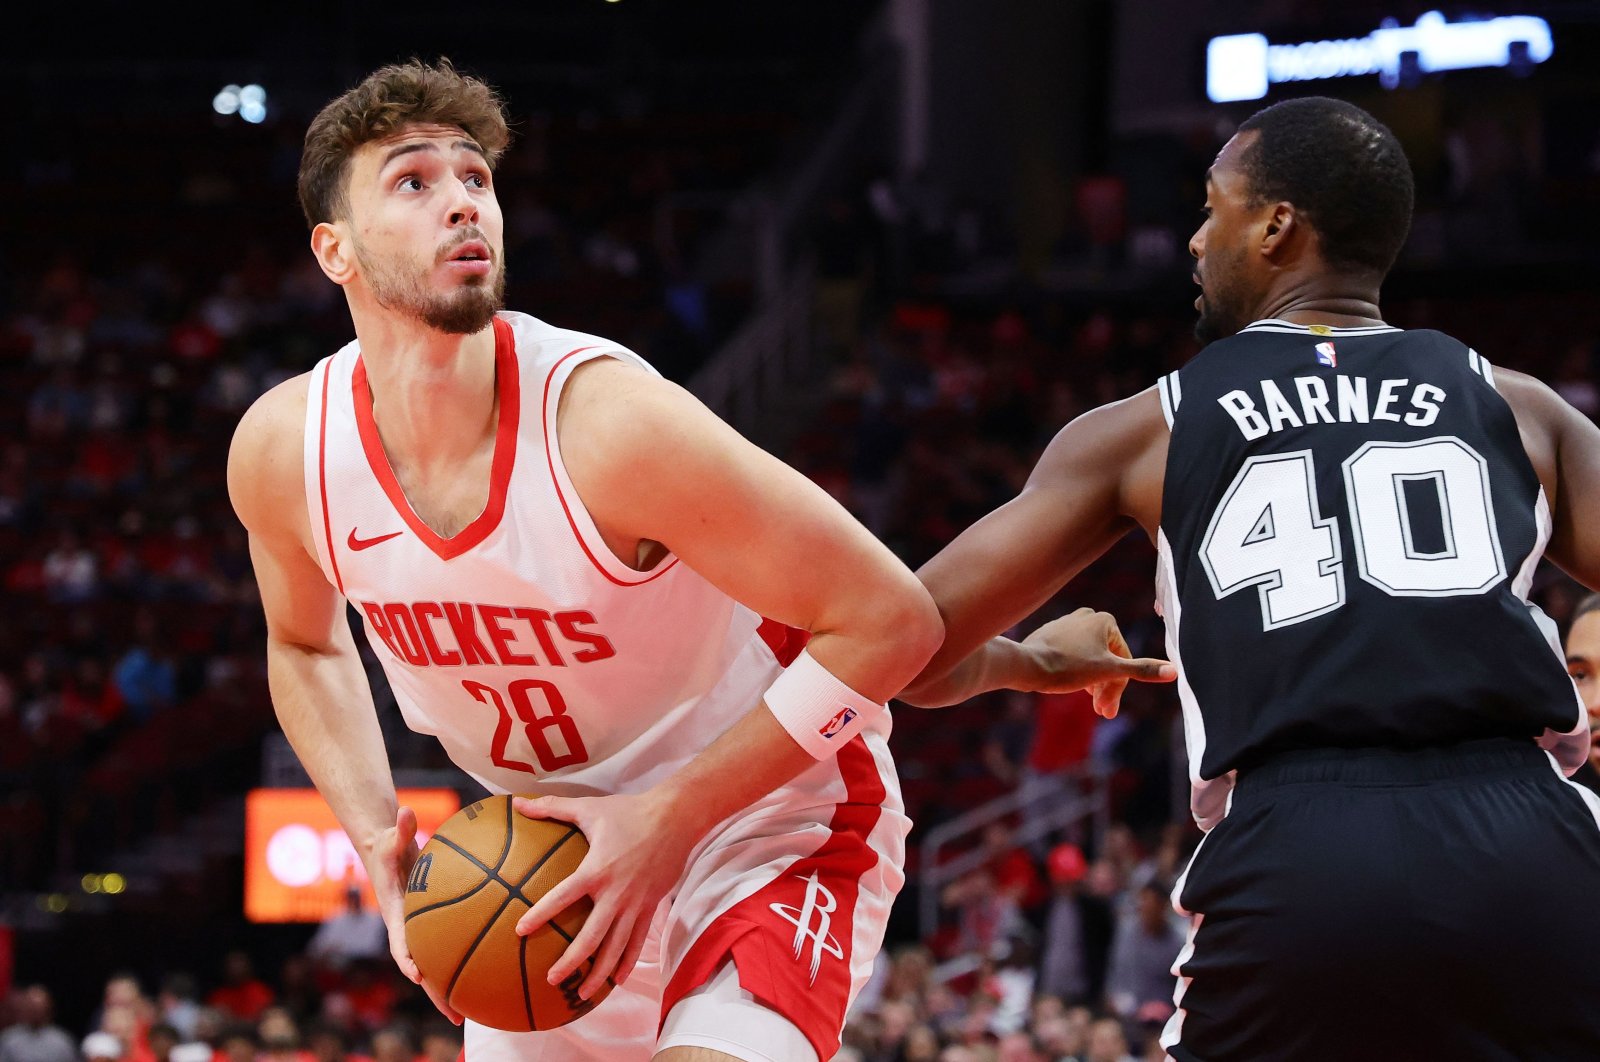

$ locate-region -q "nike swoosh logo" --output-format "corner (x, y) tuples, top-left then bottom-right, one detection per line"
(347, 529), (404, 551)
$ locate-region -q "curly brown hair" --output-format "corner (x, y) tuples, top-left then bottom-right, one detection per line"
(297, 58), (511, 230)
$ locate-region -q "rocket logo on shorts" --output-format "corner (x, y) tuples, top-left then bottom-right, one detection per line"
(819, 706), (857, 739)
(769, 871), (844, 984)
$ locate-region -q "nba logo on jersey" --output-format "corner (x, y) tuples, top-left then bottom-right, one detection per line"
(819, 706), (857, 739)
(1315, 341), (1338, 367)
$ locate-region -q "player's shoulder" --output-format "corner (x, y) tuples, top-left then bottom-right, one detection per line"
(232, 371), (312, 457)
(228, 371), (314, 532)
(498, 310), (653, 372)
(1034, 386), (1166, 483)
(1490, 363), (1574, 424)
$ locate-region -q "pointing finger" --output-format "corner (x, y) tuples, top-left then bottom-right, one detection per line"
(1116, 656), (1176, 682)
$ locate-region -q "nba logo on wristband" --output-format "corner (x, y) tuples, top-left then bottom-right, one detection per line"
(819, 706), (857, 739)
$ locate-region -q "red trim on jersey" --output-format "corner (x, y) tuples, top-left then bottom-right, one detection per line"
(757, 617), (811, 667)
(317, 362), (346, 596)
(351, 316), (520, 561)
(541, 347), (681, 587)
(657, 737), (887, 1061)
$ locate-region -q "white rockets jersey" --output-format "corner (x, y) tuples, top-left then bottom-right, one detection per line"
(302, 311), (885, 798)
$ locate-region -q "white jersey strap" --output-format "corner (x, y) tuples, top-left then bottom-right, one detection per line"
(1157, 372), (1182, 429)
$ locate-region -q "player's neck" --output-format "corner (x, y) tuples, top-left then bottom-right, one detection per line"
(1254, 275), (1385, 329)
(353, 312), (499, 468)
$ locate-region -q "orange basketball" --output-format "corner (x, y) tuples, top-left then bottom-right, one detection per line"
(402, 795), (611, 1030)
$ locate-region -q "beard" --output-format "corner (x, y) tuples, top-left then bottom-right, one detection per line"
(1193, 246), (1249, 346)
(355, 235), (506, 335)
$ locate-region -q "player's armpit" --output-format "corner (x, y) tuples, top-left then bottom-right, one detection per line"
(556, 357), (942, 701)
(901, 388), (1167, 704)
(228, 373), (350, 653)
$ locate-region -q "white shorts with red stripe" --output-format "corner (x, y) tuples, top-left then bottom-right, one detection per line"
(462, 733), (907, 1062)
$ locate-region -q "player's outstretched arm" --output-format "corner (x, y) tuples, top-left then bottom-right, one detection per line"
(512, 356), (943, 996)
(227, 378), (459, 1024)
(899, 389), (1174, 711)
(1497, 369), (1600, 590)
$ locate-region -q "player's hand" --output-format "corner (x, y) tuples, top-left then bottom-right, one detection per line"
(1022, 607), (1176, 718)
(512, 790), (688, 1000)
(370, 805), (464, 1025)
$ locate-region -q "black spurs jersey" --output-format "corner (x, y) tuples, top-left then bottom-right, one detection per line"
(1155, 319), (1586, 828)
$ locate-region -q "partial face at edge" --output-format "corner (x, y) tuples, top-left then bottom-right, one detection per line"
(1189, 131), (1268, 346)
(1566, 611), (1600, 768)
(339, 124), (507, 334)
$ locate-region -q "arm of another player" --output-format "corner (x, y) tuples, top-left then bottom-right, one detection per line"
(1496, 368), (1600, 589)
(512, 357), (943, 996)
(227, 378), (460, 1024)
(899, 388), (1175, 713)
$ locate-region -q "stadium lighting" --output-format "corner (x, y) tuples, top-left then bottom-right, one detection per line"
(240, 84), (267, 124)
(213, 84), (242, 116)
(214, 83), (268, 123)
(1206, 10), (1554, 103)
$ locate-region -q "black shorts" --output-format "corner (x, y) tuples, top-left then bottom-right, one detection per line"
(1163, 739), (1600, 1062)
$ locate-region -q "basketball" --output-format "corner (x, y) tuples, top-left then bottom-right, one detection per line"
(402, 795), (611, 1030)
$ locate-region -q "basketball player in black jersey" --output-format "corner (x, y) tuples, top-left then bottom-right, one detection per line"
(899, 96), (1600, 1059)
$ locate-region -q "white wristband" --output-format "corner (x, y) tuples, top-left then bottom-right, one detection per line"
(763, 648), (884, 759)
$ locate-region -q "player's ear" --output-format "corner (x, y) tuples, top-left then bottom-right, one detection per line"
(1260, 202), (1298, 258)
(311, 221), (357, 286)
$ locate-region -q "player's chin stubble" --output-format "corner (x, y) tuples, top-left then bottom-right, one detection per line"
(360, 246), (507, 336)
(1193, 260), (1247, 346)
(1194, 296), (1228, 346)
(417, 269), (506, 335)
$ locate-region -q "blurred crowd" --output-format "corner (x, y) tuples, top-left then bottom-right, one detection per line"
(0, 948), (459, 1062)
(6, 29), (1600, 1062)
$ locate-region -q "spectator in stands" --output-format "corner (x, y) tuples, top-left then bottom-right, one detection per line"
(111, 610), (175, 724)
(41, 529), (97, 604)
(157, 975), (202, 1042)
(147, 1024), (180, 1062)
(0, 987), (76, 1062)
(307, 887), (387, 971)
(82, 1033), (124, 1062)
(185, 1009), (226, 1056)
(995, 1030), (1043, 1062)
(272, 958), (321, 1031)
(365, 1028), (409, 1062)
(979, 822), (1047, 915)
(1033, 1013), (1085, 1061)
(1103, 883), (1181, 1024)
(1038, 843), (1112, 1006)
(896, 1023), (939, 1062)
(321, 961), (394, 1034)
(1565, 593), (1600, 777)
(218, 1026), (259, 1062)
(207, 953), (274, 1024)
(415, 1024), (460, 1062)
(1083, 1018), (1136, 1062)
(942, 865), (1021, 962)
(1127, 824), (1189, 900)
(300, 1026), (349, 1062)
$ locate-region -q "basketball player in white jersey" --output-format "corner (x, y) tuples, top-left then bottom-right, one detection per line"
(227, 60), (1170, 1062)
